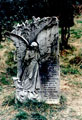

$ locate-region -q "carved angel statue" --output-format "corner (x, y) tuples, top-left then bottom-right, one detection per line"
(5, 16), (59, 102)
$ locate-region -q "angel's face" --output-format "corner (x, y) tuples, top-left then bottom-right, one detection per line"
(16, 88), (28, 102)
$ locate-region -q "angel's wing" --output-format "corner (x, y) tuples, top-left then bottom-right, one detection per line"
(5, 32), (29, 80)
(36, 22), (59, 61)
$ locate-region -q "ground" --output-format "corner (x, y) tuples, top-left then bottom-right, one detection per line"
(0, 15), (82, 120)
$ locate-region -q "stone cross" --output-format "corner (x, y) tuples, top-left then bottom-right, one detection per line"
(5, 16), (60, 104)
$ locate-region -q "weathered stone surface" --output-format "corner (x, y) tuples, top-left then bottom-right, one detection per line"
(5, 16), (60, 104)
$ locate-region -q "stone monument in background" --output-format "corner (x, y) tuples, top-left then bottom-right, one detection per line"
(5, 16), (60, 104)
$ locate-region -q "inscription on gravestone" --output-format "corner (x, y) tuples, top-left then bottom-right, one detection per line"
(5, 16), (60, 104)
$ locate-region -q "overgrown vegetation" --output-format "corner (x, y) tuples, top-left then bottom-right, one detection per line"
(70, 29), (82, 39)
(2, 95), (67, 120)
(2, 93), (15, 106)
(31, 113), (47, 120)
(77, 20), (82, 23)
(6, 51), (17, 76)
(61, 65), (80, 75)
(0, 44), (3, 49)
(0, 86), (3, 92)
(12, 110), (29, 120)
(68, 80), (82, 88)
(60, 95), (67, 105)
(0, 73), (11, 85)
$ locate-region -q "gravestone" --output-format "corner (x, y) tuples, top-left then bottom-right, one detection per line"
(5, 16), (60, 104)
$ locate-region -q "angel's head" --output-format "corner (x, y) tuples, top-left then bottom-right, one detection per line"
(31, 42), (39, 51)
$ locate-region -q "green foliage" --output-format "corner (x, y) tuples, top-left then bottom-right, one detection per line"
(31, 113), (47, 120)
(6, 51), (17, 76)
(80, 65), (82, 69)
(0, 44), (3, 49)
(60, 95), (67, 105)
(13, 110), (29, 120)
(70, 46), (77, 52)
(6, 51), (15, 66)
(61, 65), (80, 75)
(6, 66), (17, 76)
(0, 74), (10, 85)
(14, 100), (23, 109)
(70, 29), (82, 39)
(69, 81), (82, 88)
(12, 110), (47, 120)
(75, 115), (82, 120)
(2, 93), (15, 106)
(0, 86), (3, 92)
(9, 98), (49, 113)
(53, 95), (67, 111)
(24, 99), (49, 112)
(77, 20), (82, 24)
(59, 28), (61, 34)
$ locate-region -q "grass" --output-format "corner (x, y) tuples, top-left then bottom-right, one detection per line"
(31, 113), (47, 120)
(6, 66), (17, 76)
(70, 29), (82, 39)
(61, 65), (80, 75)
(2, 96), (67, 120)
(6, 51), (17, 76)
(0, 44), (3, 49)
(60, 95), (67, 105)
(14, 99), (50, 113)
(70, 46), (77, 52)
(2, 97), (50, 112)
(69, 80), (82, 88)
(0, 86), (3, 92)
(12, 110), (47, 120)
(13, 110), (29, 120)
(6, 51), (15, 66)
(76, 20), (82, 24)
(75, 115), (82, 120)
(24, 100), (50, 112)
(0, 74), (10, 85)
(2, 93), (15, 106)
(69, 56), (82, 64)
(80, 65), (82, 69)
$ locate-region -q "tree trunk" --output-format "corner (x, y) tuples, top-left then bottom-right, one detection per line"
(61, 27), (70, 49)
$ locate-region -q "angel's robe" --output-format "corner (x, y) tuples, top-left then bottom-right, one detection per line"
(22, 48), (41, 93)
